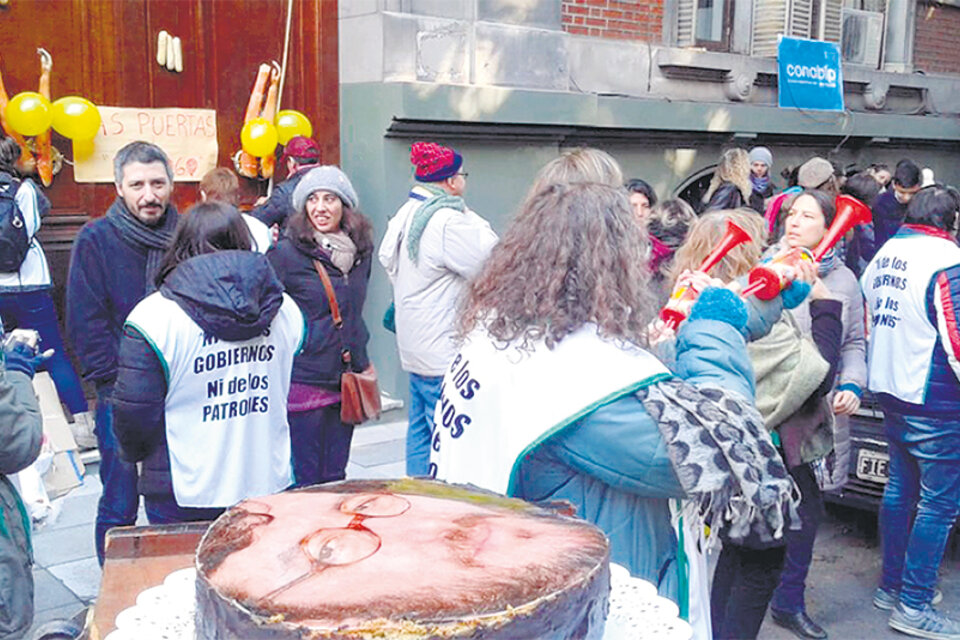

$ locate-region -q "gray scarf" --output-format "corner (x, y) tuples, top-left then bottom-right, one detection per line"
(638, 378), (800, 546)
(104, 198), (178, 293)
(315, 230), (357, 274)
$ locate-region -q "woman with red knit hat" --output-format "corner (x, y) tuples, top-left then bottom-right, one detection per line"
(378, 141), (498, 476)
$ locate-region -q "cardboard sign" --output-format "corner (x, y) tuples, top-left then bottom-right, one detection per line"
(73, 106), (219, 183)
(778, 37), (844, 112)
(33, 372), (85, 499)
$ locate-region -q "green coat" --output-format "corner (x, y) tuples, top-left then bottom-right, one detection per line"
(0, 368), (42, 639)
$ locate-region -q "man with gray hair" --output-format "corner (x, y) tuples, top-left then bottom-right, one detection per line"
(67, 141), (179, 564)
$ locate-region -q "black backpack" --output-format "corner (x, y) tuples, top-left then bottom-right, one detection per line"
(0, 173), (31, 272)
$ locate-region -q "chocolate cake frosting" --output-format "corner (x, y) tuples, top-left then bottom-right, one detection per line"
(195, 479), (610, 639)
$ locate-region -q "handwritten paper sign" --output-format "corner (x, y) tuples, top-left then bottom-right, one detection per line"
(73, 106), (218, 183)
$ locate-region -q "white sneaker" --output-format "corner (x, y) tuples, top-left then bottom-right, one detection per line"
(70, 411), (97, 450)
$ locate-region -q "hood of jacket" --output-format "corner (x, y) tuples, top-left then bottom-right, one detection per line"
(160, 251), (284, 342)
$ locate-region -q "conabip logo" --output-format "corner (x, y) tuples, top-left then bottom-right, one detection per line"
(784, 63), (838, 87)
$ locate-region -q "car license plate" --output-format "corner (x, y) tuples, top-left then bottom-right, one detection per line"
(856, 449), (889, 484)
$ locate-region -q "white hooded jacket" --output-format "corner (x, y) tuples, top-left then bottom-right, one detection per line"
(378, 184), (498, 376)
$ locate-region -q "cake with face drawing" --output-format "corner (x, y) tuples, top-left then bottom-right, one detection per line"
(195, 478), (610, 639)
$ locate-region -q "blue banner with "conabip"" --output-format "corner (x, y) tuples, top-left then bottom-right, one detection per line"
(778, 36), (844, 112)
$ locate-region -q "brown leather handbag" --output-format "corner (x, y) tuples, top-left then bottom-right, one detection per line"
(313, 261), (381, 425)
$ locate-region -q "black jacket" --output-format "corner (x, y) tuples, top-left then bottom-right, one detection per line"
(267, 235), (371, 389)
(112, 251), (286, 499)
(66, 206), (178, 389)
(871, 190), (908, 257)
(748, 181), (776, 215)
(249, 171), (305, 229)
(704, 182), (746, 212)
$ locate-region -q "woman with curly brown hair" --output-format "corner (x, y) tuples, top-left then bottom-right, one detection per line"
(431, 182), (800, 624)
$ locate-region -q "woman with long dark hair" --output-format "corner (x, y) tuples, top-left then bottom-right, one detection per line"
(267, 166), (374, 487)
(672, 207), (845, 639)
(767, 190), (866, 638)
(112, 201), (305, 523)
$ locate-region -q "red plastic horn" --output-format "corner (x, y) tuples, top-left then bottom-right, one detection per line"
(812, 194), (872, 261)
(659, 219), (753, 329)
(742, 194), (873, 300)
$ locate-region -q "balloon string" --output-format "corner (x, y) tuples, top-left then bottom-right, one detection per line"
(266, 0), (294, 200)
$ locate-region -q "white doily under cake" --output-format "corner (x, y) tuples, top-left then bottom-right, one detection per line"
(104, 564), (692, 640)
(603, 563), (693, 640)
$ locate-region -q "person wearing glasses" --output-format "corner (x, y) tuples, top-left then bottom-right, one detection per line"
(378, 141), (498, 476)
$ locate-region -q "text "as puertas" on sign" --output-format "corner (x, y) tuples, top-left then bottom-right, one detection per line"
(73, 106), (218, 183)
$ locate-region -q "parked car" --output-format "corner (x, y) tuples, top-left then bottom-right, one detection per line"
(825, 391), (888, 512)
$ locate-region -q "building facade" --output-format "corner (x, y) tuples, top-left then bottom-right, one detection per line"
(340, 0), (960, 399)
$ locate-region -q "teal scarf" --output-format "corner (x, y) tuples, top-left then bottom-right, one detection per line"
(407, 184), (465, 264)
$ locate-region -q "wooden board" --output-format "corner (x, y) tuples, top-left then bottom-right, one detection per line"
(91, 522), (210, 639)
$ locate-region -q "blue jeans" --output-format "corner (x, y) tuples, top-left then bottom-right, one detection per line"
(407, 373), (442, 476)
(880, 412), (960, 609)
(771, 462), (824, 614)
(94, 387), (139, 565)
(0, 290), (87, 414)
(144, 498), (223, 525)
(288, 404), (353, 487)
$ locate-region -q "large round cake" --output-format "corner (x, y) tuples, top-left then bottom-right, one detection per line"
(195, 479), (610, 639)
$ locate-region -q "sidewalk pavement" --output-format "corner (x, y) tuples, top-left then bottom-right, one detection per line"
(28, 416), (408, 638)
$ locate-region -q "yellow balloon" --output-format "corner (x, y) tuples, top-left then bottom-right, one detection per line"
(51, 96), (102, 140)
(241, 118), (278, 158)
(275, 110), (312, 145)
(5, 92), (52, 137)
(73, 138), (95, 161)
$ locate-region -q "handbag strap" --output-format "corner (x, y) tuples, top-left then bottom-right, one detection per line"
(312, 260), (352, 366)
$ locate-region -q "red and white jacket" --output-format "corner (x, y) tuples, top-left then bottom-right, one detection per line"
(861, 224), (960, 416)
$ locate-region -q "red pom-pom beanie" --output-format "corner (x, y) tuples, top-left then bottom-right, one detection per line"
(410, 141), (463, 182)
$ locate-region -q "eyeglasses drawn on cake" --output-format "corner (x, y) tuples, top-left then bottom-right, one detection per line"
(255, 493), (412, 605)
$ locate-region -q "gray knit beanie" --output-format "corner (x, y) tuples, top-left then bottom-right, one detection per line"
(291, 166), (359, 213)
(749, 146), (773, 168)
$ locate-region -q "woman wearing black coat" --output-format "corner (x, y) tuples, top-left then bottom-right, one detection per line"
(267, 166), (373, 486)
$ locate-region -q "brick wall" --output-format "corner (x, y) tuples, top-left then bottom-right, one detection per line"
(915, 2), (960, 75)
(561, 0), (663, 42)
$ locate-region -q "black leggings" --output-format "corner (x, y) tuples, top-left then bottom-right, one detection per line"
(710, 542), (786, 640)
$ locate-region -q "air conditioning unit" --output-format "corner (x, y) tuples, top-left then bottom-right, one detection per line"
(841, 8), (883, 68)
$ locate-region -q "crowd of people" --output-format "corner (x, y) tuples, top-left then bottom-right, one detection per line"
(1, 132), (959, 640)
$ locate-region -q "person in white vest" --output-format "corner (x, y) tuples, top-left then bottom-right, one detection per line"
(378, 141), (498, 476)
(430, 182), (800, 620)
(111, 201), (305, 524)
(860, 185), (960, 640)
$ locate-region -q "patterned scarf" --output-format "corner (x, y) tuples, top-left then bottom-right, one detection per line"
(104, 198), (178, 293)
(638, 378), (799, 546)
(817, 246), (839, 277)
(407, 184), (465, 264)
